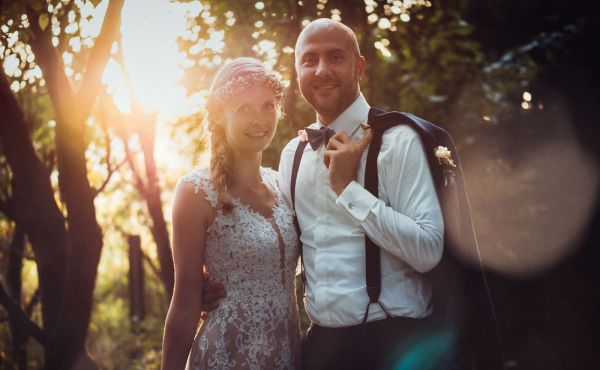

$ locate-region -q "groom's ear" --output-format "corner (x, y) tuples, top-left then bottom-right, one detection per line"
(356, 55), (366, 78)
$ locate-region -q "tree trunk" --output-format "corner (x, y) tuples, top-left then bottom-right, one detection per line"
(6, 225), (28, 370)
(0, 70), (69, 367)
(137, 111), (174, 300)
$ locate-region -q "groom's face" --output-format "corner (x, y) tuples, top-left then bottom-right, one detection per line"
(295, 23), (365, 124)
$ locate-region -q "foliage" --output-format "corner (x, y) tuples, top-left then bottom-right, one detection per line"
(172, 0), (535, 168)
(86, 231), (167, 370)
(1, 0), (102, 92)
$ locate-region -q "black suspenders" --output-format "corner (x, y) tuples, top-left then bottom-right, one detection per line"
(290, 131), (392, 323)
(362, 125), (392, 323)
(290, 140), (308, 286)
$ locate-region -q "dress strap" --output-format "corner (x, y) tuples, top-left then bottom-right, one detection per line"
(261, 167), (281, 197)
(181, 168), (218, 208)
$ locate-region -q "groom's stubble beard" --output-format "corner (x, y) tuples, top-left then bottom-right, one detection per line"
(297, 58), (362, 125)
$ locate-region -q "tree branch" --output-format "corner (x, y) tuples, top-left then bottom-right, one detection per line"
(77, 0), (125, 121)
(27, 6), (76, 123)
(141, 250), (161, 281)
(93, 158), (126, 198)
(0, 281), (47, 346)
(25, 288), (40, 318)
(123, 136), (147, 195)
(91, 118), (127, 198)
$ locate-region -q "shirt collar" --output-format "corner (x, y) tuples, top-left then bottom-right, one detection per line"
(316, 93), (370, 136)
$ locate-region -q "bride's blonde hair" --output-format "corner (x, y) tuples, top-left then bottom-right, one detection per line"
(205, 57), (284, 213)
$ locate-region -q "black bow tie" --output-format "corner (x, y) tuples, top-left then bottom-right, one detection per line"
(305, 127), (336, 150)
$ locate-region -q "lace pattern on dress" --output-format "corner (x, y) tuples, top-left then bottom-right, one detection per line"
(181, 167), (301, 370)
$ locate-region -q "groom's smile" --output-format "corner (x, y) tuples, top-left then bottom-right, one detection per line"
(313, 81), (339, 93)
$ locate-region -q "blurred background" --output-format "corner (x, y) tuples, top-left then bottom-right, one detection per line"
(1, 0), (598, 369)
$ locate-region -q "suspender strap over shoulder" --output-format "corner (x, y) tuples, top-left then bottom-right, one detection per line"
(364, 127), (384, 304)
(363, 112), (415, 307)
(361, 119), (405, 323)
(291, 140), (308, 285)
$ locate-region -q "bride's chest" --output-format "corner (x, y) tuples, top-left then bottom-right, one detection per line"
(204, 208), (296, 268)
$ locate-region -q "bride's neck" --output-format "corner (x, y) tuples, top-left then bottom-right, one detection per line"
(231, 151), (263, 187)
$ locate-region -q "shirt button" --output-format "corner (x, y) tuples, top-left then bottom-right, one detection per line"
(348, 202), (355, 209)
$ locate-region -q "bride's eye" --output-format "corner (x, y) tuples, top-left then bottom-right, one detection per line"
(263, 102), (275, 112)
(234, 105), (252, 116)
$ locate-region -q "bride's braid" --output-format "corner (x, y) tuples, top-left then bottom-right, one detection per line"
(205, 57), (284, 213)
(206, 114), (235, 213)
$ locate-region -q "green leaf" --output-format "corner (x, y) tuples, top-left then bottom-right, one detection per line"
(38, 13), (49, 31)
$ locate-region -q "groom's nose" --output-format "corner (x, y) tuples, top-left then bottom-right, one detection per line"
(315, 58), (332, 77)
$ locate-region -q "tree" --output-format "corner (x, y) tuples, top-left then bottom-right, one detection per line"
(106, 35), (175, 300)
(0, 0), (124, 368)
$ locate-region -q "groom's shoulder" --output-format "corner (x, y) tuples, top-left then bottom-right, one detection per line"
(279, 136), (302, 171)
(380, 122), (422, 151)
(376, 110), (452, 149)
(282, 136), (302, 154)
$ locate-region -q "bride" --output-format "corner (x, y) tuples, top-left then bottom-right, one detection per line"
(161, 57), (301, 370)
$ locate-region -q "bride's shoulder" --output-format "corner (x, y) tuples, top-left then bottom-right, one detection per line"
(180, 167), (211, 192)
(178, 167), (217, 207)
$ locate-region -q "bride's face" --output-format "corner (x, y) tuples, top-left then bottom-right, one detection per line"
(223, 85), (279, 155)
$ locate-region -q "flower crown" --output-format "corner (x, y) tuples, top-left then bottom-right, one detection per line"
(207, 71), (285, 113)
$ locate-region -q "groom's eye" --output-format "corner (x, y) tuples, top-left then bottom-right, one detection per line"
(302, 55), (317, 66)
(330, 52), (344, 63)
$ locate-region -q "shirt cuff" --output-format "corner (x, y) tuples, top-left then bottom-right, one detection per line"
(336, 181), (379, 221)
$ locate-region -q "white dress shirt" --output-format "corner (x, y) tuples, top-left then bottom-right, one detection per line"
(278, 93), (444, 327)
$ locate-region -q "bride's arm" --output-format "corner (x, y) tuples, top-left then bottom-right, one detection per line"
(161, 180), (214, 370)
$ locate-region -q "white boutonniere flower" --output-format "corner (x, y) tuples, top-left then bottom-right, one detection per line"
(434, 146), (456, 167)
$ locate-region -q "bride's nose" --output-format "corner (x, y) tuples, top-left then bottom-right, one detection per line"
(249, 113), (266, 125)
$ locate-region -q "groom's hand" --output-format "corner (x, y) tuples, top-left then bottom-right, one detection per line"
(200, 270), (226, 318)
(324, 127), (372, 196)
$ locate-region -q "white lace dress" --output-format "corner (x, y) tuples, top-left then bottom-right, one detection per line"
(182, 167), (301, 370)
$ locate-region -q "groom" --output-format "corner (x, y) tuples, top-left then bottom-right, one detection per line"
(279, 19), (444, 370)
(203, 19), (469, 369)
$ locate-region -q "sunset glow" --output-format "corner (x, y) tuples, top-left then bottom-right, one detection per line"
(101, 0), (207, 120)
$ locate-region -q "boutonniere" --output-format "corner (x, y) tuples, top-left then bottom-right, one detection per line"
(297, 129), (308, 142)
(434, 146), (457, 187)
(434, 146), (456, 167)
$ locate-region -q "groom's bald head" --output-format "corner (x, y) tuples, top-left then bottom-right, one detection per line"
(295, 18), (362, 63)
